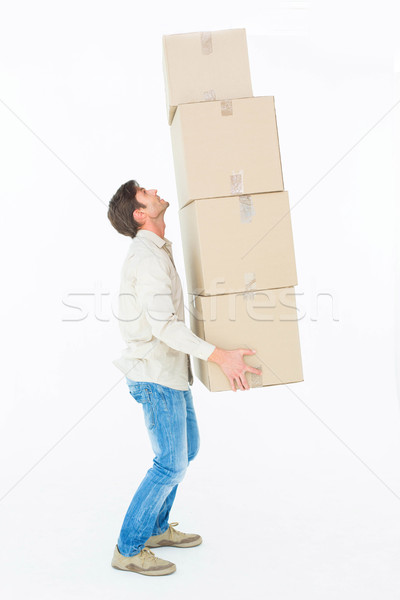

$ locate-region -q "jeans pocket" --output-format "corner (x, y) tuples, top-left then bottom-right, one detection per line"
(128, 388), (144, 403)
(127, 380), (145, 402)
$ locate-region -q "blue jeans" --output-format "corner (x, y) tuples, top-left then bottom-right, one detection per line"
(117, 379), (200, 557)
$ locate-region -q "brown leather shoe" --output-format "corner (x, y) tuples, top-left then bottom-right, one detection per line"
(111, 545), (176, 576)
(144, 521), (202, 548)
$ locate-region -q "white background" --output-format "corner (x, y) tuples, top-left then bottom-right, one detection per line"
(1, 0), (400, 598)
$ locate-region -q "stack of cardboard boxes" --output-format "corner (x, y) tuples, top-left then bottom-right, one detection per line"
(163, 28), (303, 392)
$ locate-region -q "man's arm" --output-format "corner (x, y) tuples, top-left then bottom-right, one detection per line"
(135, 255), (215, 361)
(136, 255), (262, 391)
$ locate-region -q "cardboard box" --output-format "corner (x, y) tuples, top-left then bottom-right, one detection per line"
(170, 96), (284, 208)
(188, 287), (303, 392)
(163, 28), (253, 125)
(179, 191), (298, 295)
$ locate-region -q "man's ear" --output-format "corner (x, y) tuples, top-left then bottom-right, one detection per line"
(133, 208), (145, 225)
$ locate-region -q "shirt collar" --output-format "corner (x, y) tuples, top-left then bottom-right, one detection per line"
(135, 229), (172, 248)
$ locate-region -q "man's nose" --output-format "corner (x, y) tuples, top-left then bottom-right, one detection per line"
(149, 189), (157, 195)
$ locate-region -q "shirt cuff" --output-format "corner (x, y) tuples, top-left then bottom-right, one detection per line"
(195, 339), (216, 361)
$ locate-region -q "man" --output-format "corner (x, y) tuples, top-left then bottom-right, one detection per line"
(107, 179), (262, 576)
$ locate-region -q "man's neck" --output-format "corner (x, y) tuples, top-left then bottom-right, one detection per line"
(139, 221), (166, 240)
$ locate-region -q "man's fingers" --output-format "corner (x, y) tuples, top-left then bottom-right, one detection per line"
(239, 375), (249, 390)
(235, 378), (242, 391)
(241, 348), (257, 355)
(243, 365), (262, 375)
(228, 364), (259, 391)
(251, 367), (262, 374)
(236, 376), (248, 391)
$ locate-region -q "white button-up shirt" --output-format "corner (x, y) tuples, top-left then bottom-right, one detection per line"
(112, 229), (216, 391)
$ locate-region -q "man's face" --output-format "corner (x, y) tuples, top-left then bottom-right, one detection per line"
(134, 186), (169, 225)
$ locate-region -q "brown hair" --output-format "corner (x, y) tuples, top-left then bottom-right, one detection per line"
(107, 179), (146, 238)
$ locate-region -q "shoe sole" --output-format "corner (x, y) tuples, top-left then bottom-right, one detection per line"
(111, 563), (176, 576)
(146, 539), (202, 549)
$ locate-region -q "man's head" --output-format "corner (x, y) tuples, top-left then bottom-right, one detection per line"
(107, 179), (169, 238)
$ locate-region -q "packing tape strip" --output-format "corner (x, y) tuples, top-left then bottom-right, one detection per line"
(244, 272), (256, 292)
(243, 272), (256, 300)
(221, 99), (233, 116)
(231, 170), (244, 195)
(239, 195), (255, 223)
(203, 89), (216, 101)
(201, 32), (213, 55)
(249, 365), (263, 388)
(243, 292), (255, 301)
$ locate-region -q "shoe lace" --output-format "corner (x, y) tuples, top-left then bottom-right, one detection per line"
(167, 521), (183, 540)
(140, 547), (157, 561)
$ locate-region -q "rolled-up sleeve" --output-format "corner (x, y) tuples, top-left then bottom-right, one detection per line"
(135, 255), (216, 361)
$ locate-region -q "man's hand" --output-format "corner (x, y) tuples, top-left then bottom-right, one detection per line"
(207, 347), (262, 392)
